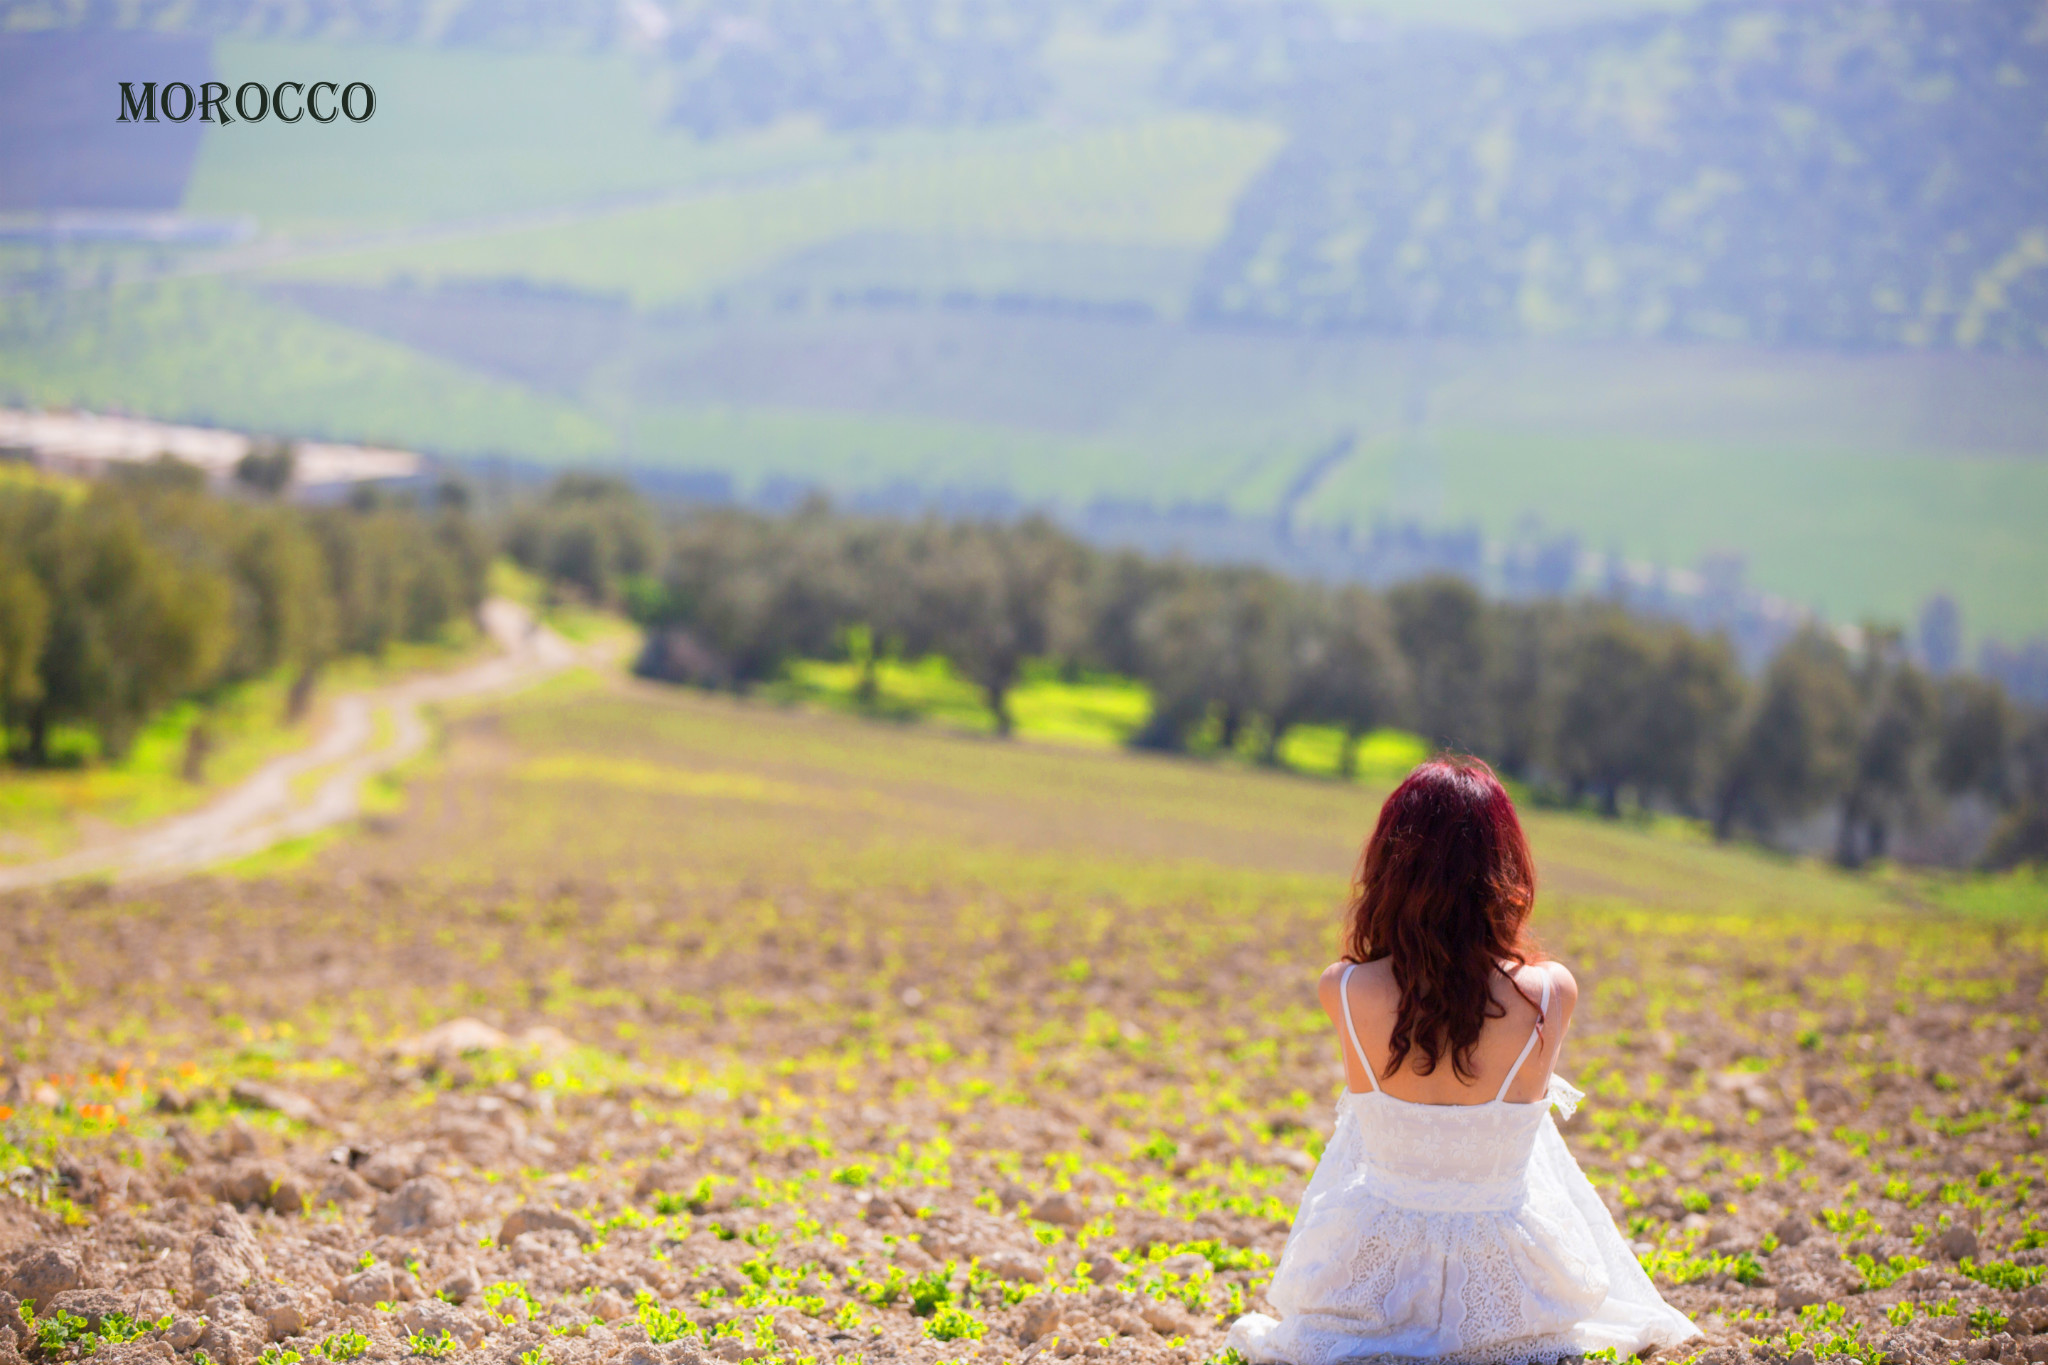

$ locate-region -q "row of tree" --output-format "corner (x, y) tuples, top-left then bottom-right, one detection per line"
(0, 462), (487, 765)
(504, 479), (2047, 871)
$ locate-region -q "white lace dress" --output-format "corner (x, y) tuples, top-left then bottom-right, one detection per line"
(1228, 969), (1699, 1365)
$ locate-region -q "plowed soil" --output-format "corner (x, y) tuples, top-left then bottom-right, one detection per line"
(2, 680), (2043, 1365)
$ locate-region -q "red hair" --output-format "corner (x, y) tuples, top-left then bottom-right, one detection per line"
(1344, 755), (1541, 1082)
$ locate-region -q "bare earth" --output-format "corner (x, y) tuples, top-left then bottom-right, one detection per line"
(0, 677), (2043, 1365)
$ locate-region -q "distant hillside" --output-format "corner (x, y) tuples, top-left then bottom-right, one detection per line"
(2, 0), (2045, 655)
(0, 30), (211, 211)
(1176, 0), (2048, 352)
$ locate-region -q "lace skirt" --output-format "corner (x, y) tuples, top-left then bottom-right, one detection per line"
(1228, 1122), (1699, 1365)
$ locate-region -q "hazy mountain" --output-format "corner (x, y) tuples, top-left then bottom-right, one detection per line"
(1176, 0), (2048, 352)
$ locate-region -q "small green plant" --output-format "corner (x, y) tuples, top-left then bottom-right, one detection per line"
(1969, 1307), (2010, 1336)
(481, 1281), (536, 1320)
(518, 1350), (547, 1365)
(830, 1164), (872, 1187)
(637, 1301), (698, 1345)
(1751, 1302), (1884, 1365)
(834, 1303), (865, 1331)
(67, 1310), (175, 1353)
(407, 1329), (458, 1358)
(682, 1176), (719, 1212)
(318, 1331), (372, 1362)
(29, 1306), (93, 1355)
(1820, 1207), (1883, 1239)
(1886, 1301), (1916, 1327)
(1678, 1189), (1712, 1215)
(907, 1266), (956, 1317)
(1637, 1246), (1762, 1286)
(13, 1301), (166, 1359)
(924, 1305), (987, 1342)
(1849, 1252), (1928, 1291)
(259, 1348), (305, 1365)
(1958, 1258), (2045, 1291)
(1134, 1134), (1178, 1164)
(1722, 1252), (1764, 1286)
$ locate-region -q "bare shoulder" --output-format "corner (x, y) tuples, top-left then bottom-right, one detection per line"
(1318, 958), (1394, 1018)
(1317, 960), (1350, 1013)
(1524, 959), (1579, 1020)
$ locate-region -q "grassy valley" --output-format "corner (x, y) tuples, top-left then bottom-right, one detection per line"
(2, 1), (2044, 646)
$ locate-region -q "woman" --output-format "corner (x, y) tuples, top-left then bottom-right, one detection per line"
(1229, 757), (1699, 1364)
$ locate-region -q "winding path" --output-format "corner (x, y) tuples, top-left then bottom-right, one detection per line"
(0, 598), (586, 891)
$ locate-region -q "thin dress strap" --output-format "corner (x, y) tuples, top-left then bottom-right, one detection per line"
(1338, 964), (1380, 1093)
(1494, 969), (1553, 1102)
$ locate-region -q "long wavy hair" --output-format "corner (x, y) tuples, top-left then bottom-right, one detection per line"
(1343, 755), (1542, 1082)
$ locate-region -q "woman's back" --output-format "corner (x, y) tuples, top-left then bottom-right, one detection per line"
(1330, 962), (1583, 1204)
(1319, 957), (1578, 1107)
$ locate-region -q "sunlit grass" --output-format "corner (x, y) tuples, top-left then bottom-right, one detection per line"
(769, 654), (1429, 789)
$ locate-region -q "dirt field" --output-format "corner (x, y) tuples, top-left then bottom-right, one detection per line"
(2, 676), (2044, 1365)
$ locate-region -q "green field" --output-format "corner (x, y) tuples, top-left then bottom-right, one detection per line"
(185, 42), (875, 233)
(1309, 429), (2048, 638)
(246, 112), (1283, 309)
(0, 276), (610, 454)
(4, 34), (2046, 643)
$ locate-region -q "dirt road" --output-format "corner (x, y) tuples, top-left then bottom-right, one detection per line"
(0, 598), (585, 891)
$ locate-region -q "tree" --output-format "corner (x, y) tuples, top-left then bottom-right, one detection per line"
(27, 488), (233, 761)
(1254, 586), (1334, 765)
(1313, 585), (1410, 776)
(823, 516), (916, 704)
(1984, 709), (2048, 870)
(314, 504), (486, 659)
(1932, 675), (2011, 803)
(0, 474), (480, 767)
(1388, 575), (1492, 753)
(226, 510), (336, 684)
(233, 439), (296, 497)
(1552, 610), (1660, 815)
(1074, 551), (1179, 682)
(1634, 630), (1744, 816)
(1713, 629), (1860, 843)
(1130, 567), (1295, 753)
(1833, 630), (1938, 868)
(899, 517), (1084, 737)
(1485, 600), (1567, 782)
(505, 474), (658, 608)
(0, 546), (49, 752)
(649, 508), (828, 684)
(1129, 572), (1231, 750)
